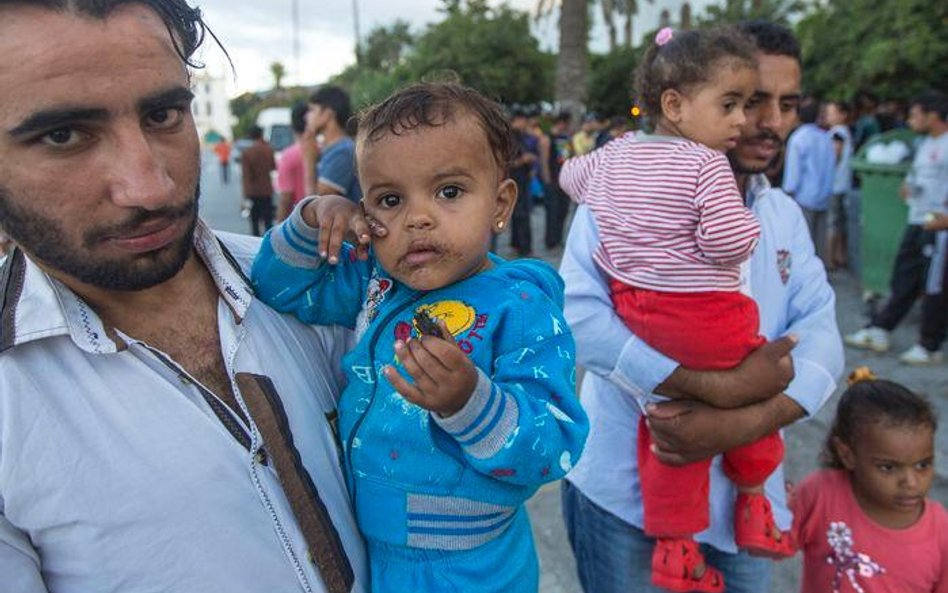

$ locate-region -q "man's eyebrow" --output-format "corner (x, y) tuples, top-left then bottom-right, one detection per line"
(8, 107), (108, 138)
(780, 93), (802, 103)
(138, 86), (195, 113)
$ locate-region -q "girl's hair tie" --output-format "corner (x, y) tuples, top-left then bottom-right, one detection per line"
(847, 366), (877, 386)
(655, 27), (674, 47)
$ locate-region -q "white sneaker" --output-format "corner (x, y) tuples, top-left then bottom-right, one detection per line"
(899, 344), (944, 366)
(844, 327), (891, 353)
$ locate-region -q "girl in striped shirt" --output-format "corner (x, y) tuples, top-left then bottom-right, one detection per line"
(561, 26), (794, 593)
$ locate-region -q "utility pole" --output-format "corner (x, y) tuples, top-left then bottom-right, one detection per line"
(352, 0), (362, 64)
(292, 0), (301, 84)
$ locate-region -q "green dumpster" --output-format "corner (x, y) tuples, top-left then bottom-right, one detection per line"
(851, 129), (919, 296)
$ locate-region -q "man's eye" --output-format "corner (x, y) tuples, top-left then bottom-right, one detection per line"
(379, 194), (400, 208)
(41, 128), (84, 148)
(146, 107), (185, 129)
(438, 185), (462, 200)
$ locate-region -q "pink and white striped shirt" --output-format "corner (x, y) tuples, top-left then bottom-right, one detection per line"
(560, 133), (760, 293)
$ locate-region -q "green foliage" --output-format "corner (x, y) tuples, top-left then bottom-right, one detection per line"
(697, 0), (805, 26)
(588, 46), (639, 117)
(361, 20), (414, 71)
(796, 0), (948, 100)
(405, 1), (552, 104)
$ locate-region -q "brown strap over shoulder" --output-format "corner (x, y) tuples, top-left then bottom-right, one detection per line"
(236, 372), (354, 593)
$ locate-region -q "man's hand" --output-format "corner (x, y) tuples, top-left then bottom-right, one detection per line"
(656, 335), (797, 408)
(301, 195), (372, 263)
(383, 322), (478, 418)
(645, 393), (804, 465)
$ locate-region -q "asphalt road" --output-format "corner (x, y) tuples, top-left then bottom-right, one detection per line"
(199, 151), (946, 593)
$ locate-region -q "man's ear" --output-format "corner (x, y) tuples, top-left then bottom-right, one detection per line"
(492, 178), (518, 234)
(833, 437), (856, 470)
(660, 89), (684, 123)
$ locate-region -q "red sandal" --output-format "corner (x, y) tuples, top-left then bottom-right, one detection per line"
(734, 492), (796, 558)
(651, 538), (725, 593)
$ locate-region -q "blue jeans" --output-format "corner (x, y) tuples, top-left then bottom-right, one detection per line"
(561, 480), (773, 593)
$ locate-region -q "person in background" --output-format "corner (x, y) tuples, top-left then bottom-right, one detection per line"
(0, 1), (367, 591)
(544, 112), (574, 250)
(214, 137), (232, 184)
(791, 368), (947, 593)
(509, 108), (539, 256)
(572, 114), (600, 156)
(559, 20), (843, 593)
(276, 102), (312, 222)
(240, 125), (276, 237)
(594, 115), (628, 149)
(304, 85), (360, 202)
(823, 100), (854, 271)
(853, 90), (882, 152)
(782, 96), (835, 262)
(845, 90), (948, 366)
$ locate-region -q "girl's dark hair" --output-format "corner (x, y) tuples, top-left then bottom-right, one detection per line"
(356, 81), (516, 173)
(822, 379), (938, 469)
(635, 26), (757, 122)
(6, 0), (220, 69)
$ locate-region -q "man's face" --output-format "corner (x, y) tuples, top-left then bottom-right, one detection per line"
(0, 5), (201, 292)
(907, 105), (935, 134)
(729, 53), (802, 175)
(307, 103), (333, 134)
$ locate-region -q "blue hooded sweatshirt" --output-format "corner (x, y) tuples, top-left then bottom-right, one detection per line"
(252, 208), (588, 593)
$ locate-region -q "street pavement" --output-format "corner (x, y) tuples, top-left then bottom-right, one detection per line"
(200, 151), (946, 593)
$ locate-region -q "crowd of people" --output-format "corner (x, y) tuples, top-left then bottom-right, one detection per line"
(0, 2), (944, 593)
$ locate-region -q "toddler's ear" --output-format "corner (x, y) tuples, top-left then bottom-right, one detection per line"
(832, 437), (856, 471)
(492, 178), (517, 234)
(660, 88), (684, 123)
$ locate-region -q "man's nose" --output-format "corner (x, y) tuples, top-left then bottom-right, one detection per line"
(758, 100), (782, 132)
(106, 127), (176, 209)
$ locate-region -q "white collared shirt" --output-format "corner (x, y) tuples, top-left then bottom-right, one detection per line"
(560, 174), (844, 553)
(0, 221), (366, 593)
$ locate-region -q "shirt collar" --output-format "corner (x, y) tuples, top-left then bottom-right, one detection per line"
(744, 173), (771, 209)
(0, 219), (253, 355)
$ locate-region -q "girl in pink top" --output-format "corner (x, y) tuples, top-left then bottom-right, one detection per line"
(792, 369), (948, 593)
(561, 26), (791, 593)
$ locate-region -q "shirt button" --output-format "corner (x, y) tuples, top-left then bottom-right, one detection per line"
(254, 449), (267, 465)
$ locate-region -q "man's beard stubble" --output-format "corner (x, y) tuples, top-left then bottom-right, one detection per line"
(0, 183), (200, 292)
(728, 130), (784, 176)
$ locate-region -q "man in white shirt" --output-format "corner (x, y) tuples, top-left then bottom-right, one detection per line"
(559, 21), (843, 593)
(846, 89), (948, 365)
(0, 2), (366, 592)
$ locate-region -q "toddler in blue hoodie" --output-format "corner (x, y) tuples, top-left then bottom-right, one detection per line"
(252, 82), (588, 593)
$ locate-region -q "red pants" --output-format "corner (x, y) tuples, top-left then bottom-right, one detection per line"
(610, 281), (784, 537)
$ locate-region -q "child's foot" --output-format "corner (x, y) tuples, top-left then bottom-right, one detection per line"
(651, 538), (725, 593)
(734, 492), (796, 558)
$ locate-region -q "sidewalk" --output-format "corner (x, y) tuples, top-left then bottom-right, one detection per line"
(511, 208), (947, 593)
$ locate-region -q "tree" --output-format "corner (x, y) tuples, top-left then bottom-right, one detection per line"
(405, 0), (552, 105)
(269, 61), (286, 90)
(551, 0), (589, 122)
(588, 46), (638, 117)
(362, 20), (414, 72)
(796, 0), (948, 100)
(696, 0), (804, 26)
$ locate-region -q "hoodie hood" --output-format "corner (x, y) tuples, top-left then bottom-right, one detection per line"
(484, 253), (565, 307)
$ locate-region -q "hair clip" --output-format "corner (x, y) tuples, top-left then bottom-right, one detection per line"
(847, 366), (877, 386)
(655, 27), (674, 47)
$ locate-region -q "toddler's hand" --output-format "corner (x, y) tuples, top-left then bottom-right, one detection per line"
(301, 195), (372, 264)
(384, 321), (478, 418)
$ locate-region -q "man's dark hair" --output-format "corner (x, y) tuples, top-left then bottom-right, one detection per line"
(635, 25), (757, 120)
(248, 125), (263, 140)
(309, 85), (352, 130)
(4, 0), (220, 69)
(910, 89), (948, 121)
(737, 20), (802, 64)
(290, 101), (308, 135)
(357, 81), (515, 173)
(798, 96), (820, 124)
(828, 99), (851, 115)
(854, 90), (879, 114)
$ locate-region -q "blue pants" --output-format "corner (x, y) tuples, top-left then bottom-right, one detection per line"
(561, 480), (772, 593)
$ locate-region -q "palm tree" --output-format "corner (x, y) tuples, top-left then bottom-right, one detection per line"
(548, 0), (588, 123)
(270, 61), (286, 90)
